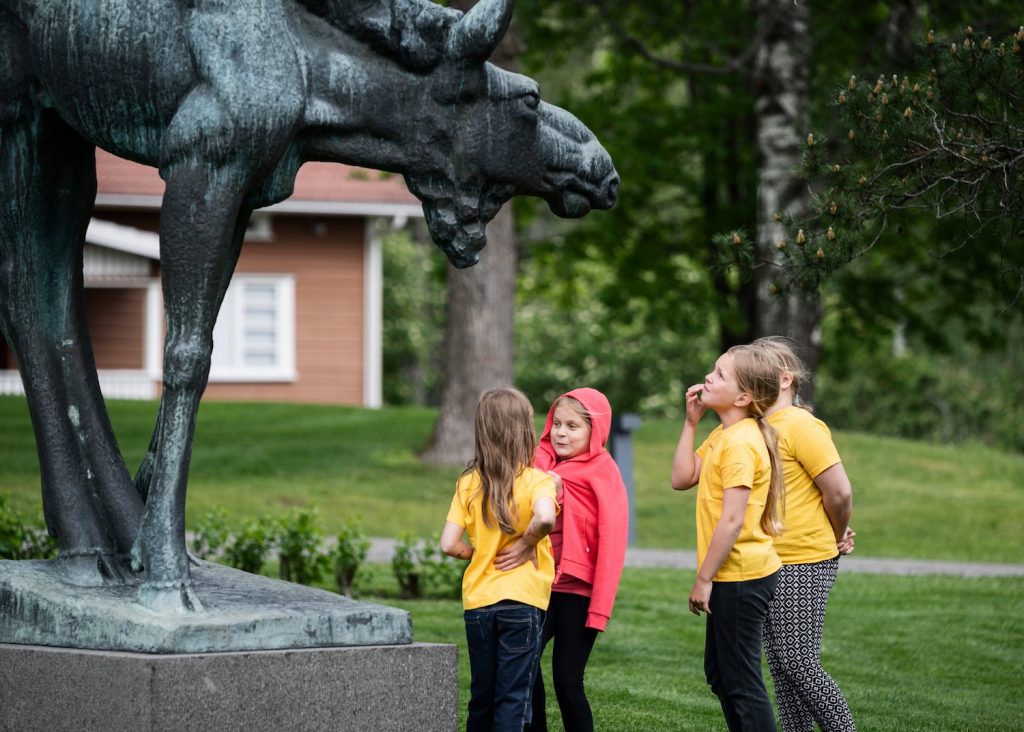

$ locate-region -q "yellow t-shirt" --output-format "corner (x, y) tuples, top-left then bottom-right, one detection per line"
(768, 406), (842, 564)
(695, 419), (781, 582)
(446, 466), (557, 611)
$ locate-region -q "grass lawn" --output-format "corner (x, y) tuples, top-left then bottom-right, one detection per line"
(378, 567), (1024, 731)
(2, 396), (1022, 562)
(2, 395), (1022, 729)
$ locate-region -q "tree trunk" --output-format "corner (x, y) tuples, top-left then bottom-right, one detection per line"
(752, 0), (821, 395)
(419, 0), (523, 465)
(419, 205), (517, 465)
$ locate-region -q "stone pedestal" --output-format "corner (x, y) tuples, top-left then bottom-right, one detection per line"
(0, 560), (410, 652)
(0, 641), (458, 731)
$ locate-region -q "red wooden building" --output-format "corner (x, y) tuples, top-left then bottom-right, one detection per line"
(0, 151), (421, 406)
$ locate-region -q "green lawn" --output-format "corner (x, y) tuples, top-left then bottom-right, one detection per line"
(2, 396), (1022, 562)
(2, 395), (1023, 729)
(384, 567), (1024, 731)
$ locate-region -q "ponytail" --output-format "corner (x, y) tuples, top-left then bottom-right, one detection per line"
(756, 417), (785, 536)
(729, 344), (787, 536)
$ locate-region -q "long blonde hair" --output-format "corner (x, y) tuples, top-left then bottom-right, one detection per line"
(727, 344), (786, 536)
(752, 335), (809, 410)
(465, 388), (538, 534)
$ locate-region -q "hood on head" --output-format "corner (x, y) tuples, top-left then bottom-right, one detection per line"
(539, 387), (613, 461)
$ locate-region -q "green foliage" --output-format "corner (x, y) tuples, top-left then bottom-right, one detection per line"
(419, 537), (465, 600)
(276, 507), (331, 586)
(381, 227), (445, 405)
(391, 533), (465, 599)
(514, 0), (760, 356)
(334, 518), (371, 596)
(516, 251), (717, 416)
(816, 328), (1024, 451)
(0, 493), (56, 560)
(747, 24), (1024, 303)
(190, 506), (231, 560)
(221, 516), (276, 575)
(391, 532), (426, 598)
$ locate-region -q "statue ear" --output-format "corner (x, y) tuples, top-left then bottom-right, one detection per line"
(445, 0), (514, 64)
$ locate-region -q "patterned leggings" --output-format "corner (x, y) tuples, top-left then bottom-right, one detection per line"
(763, 558), (856, 732)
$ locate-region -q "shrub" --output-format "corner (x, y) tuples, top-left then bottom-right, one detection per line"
(392, 533), (466, 599)
(0, 494), (57, 560)
(391, 532), (426, 598)
(190, 506), (232, 561)
(222, 516), (275, 575)
(419, 537), (465, 600)
(334, 518), (371, 597)
(276, 507), (330, 586)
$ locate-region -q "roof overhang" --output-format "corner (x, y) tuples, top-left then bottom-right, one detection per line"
(94, 194), (424, 219)
(86, 218), (160, 260)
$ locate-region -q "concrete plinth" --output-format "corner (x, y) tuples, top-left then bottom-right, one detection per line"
(0, 641), (458, 732)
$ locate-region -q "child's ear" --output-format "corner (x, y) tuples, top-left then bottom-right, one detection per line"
(780, 371), (794, 390)
(734, 393), (753, 408)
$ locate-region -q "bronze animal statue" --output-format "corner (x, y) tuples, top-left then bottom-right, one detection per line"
(0, 0), (617, 612)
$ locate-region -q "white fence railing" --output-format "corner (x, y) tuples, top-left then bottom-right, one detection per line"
(0, 370), (156, 400)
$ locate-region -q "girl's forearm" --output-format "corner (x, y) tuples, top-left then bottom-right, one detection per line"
(522, 515), (553, 545)
(671, 421), (700, 489)
(697, 519), (742, 582)
(440, 520), (474, 559)
(444, 540), (474, 560)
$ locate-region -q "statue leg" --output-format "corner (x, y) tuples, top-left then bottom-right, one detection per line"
(0, 109), (144, 584)
(131, 162), (251, 612)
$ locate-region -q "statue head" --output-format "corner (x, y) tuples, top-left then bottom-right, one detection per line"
(392, 0), (619, 268)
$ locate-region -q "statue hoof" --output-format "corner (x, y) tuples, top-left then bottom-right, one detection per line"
(55, 550), (131, 587)
(137, 580), (205, 614)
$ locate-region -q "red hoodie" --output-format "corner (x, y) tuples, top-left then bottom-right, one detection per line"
(536, 388), (629, 631)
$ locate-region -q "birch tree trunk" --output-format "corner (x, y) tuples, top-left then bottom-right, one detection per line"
(752, 0), (822, 390)
(419, 0), (522, 465)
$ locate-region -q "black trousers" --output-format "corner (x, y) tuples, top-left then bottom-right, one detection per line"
(705, 571), (780, 732)
(526, 591), (599, 732)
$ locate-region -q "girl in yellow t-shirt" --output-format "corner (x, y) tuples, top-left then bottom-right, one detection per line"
(755, 336), (856, 732)
(440, 388), (558, 731)
(671, 344), (784, 732)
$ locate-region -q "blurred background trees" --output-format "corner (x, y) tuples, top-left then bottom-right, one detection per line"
(381, 0), (1024, 456)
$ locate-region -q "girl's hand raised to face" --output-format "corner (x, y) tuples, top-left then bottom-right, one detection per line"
(685, 383), (707, 426)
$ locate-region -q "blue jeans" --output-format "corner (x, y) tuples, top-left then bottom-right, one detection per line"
(705, 571), (780, 732)
(465, 601), (545, 732)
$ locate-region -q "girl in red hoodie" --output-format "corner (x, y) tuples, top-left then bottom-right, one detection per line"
(498, 387), (629, 732)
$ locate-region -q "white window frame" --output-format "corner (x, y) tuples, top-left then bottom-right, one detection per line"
(208, 274), (296, 382)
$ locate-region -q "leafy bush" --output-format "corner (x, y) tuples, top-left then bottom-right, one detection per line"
(0, 494), (57, 560)
(419, 538), (465, 600)
(20, 525), (58, 560)
(391, 532), (465, 599)
(817, 332), (1024, 451)
(276, 507), (331, 586)
(190, 506), (232, 561)
(391, 532), (427, 598)
(334, 518), (371, 596)
(221, 516), (275, 575)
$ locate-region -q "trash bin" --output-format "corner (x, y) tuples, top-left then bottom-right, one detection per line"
(608, 413), (641, 546)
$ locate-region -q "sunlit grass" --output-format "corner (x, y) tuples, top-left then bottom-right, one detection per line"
(384, 568), (1024, 731)
(3, 394), (1022, 729)
(2, 396), (1022, 562)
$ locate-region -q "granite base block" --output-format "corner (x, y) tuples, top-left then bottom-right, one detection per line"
(0, 641), (458, 732)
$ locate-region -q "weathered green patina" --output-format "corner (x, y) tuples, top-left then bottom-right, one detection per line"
(0, 0), (616, 628)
